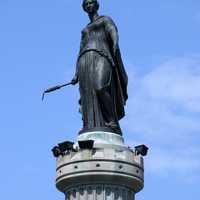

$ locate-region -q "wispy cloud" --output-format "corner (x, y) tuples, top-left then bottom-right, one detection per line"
(122, 55), (200, 181)
(146, 147), (200, 182)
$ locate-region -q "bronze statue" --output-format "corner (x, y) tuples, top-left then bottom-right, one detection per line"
(43, 0), (128, 135)
(71, 0), (128, 135)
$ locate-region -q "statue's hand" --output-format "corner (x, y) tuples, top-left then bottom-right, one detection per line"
(71, 76), (78, 85)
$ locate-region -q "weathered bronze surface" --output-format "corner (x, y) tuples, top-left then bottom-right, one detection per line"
(71, 0), (128, 135)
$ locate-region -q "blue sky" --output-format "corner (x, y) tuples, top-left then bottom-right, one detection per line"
(0, 0), (200, 199)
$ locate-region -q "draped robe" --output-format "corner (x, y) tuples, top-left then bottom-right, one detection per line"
(75, 16), (128, 134)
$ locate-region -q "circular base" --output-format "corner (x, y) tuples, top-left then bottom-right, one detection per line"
(56, 147), (144, 194)
(77, 131), (125, 148)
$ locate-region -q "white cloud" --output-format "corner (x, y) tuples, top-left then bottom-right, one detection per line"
(146, 147), (200, 182)
(141, 56), (200, 112)
(122, 55), (200, 181)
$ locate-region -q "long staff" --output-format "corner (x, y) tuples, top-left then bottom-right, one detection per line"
(42, 82), (72, 101)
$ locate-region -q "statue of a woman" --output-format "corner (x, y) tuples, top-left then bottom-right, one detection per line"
(71, 0), (128, 135)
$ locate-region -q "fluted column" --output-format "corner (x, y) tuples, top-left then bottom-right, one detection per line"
(65, 184), (134, 200)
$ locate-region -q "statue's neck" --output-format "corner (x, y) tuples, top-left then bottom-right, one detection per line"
(89, 12), (99, 23)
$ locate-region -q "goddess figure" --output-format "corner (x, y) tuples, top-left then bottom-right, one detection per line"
(71, 0), (128, 135)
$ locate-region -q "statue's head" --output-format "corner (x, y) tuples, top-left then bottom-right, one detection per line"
(82, 0), (99, 14)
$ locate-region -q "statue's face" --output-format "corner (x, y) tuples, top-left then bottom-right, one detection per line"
(83, 0), (97, 14)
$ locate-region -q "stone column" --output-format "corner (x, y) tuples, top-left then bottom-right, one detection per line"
(65, 184), (135, 200)
(55, 132), (144, 200)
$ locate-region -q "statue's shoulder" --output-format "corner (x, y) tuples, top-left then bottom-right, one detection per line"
(101, 16), (116, 27)
(101, 15), (114, 23)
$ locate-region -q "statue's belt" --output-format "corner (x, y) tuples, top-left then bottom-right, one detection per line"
(78, 49), (115, 66)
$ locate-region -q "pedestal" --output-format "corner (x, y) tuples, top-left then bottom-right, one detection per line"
(55, 132), (144, 200)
